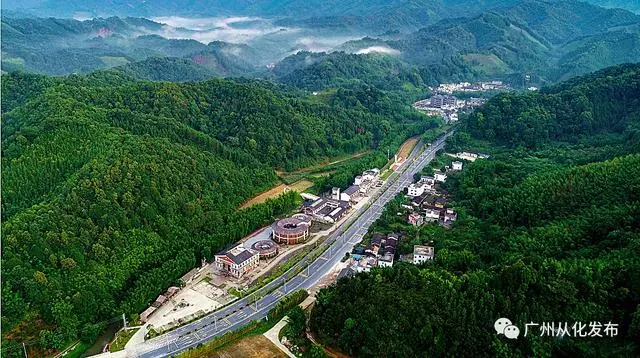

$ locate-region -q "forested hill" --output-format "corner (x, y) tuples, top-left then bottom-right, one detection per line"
(0, 16), (258, 77)
(465, 63), (640, 148)
(309, 63), (640, 357)
(332, 0), (640, 84)
(0, 72), (431, 353)
(271, 51), (426, 92)
(270, 1), (640, 92)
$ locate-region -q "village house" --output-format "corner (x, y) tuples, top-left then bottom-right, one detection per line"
(413, 245), (435, 264)
(407, 176), (435, 197)
(407, 182), (425, 197)
(360, 233), (399, 269)
(378, 251), (394, 268)
(340, 185), (361, 202)
(303, 197), (350, 223)
(434, 197), (447, 209)
(434, 170), (447, 183)
(411, 192), (429, 207)
(424, 207), (441, 222)
(452, 161), (463, 171)
(408, 212), (424, 226)
(444, 208), (458, 223)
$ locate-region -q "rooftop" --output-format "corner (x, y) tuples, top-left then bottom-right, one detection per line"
(414, 245), (434, 256)
(180, 267), (200, 282)
(379, 252), (394, 262)
(343, 185), (360, 195)
(221, 245), (258, 265)
(272, 215), (311, 235)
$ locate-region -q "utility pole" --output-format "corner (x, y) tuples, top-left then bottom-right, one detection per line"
(22, 342), (27, 358)
(122, 313), (127, 330)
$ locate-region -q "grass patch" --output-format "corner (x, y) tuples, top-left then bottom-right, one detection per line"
(62, 342), (90, 358)
(109, 328), (139, 352)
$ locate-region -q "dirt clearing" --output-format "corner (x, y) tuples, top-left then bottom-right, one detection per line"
(240, 180), (314, 209)
(396, 136), (419, 161)
(189, 335), (286, 358)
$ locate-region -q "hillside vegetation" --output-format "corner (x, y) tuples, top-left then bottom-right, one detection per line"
(309, 64), (640, 357)
(325, 0), (640, 84)
(0, 72), (432, 355)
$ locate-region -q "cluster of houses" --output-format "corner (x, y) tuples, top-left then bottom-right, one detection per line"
(332, 168), (382, 203)
(432, 81), (510, 94)
(301, 168), (381, 223)
(404, 161), (464, 227)
(413, 95), (487, 123)
(212, 168), (382, 278)
(345, 233), (436, 274)
(452, 151), (490, 162)
(350, 233), (399, 272)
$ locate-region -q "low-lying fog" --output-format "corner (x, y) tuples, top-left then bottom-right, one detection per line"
(147, 16), (400, 64)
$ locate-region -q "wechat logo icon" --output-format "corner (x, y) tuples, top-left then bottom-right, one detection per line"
(495, 318), (520, 339)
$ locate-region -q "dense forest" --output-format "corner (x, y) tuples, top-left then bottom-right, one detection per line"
(309, 64), (640, 357)
(272, 51), (425, 92)
(0, 71), (433, 355)
(466, 64), (640, 148)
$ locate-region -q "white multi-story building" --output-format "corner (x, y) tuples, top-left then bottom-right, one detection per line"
(434, 170), (447, 183)
(408, 176), (436, 197)
(425, 207), (441, 221)
(407, 183), (425, 197)
(444, 209), (458, 223)
(378, 252), (394, 268)
(452, 161), (463, 171)
(413, 245), (435, 264)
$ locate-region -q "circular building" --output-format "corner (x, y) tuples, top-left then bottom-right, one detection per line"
(272, 215), (312, 245)
(251, 240), (279, 259)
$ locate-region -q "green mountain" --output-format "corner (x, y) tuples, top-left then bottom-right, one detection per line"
(3, 1), (639, 26)
(344, 0), (640, 83)
(466, 63), (640, 147)
(271, 51), (426, 92)
(0, 16), (261, 76)
(309, 63), (640, 358)
(110, 57), (218, 82)
(269, 1), (640, 90)
(0, 71), (431, 353)
(2, 0), (505, 19)
(556, 26), (640, 80)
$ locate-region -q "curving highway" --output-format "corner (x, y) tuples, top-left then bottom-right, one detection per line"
(132, 131), (452, 358)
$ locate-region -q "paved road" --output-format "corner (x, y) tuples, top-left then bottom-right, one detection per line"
(133, 132), (451, 358)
